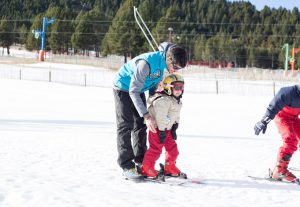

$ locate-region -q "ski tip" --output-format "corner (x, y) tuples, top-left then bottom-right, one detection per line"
(268, 168), (273, 178)
(295, 179), (300, 185)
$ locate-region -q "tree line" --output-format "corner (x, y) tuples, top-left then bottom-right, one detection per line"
(1, 0), (300, 69)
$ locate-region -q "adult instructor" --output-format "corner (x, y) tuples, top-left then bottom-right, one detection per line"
(113, 42), (187, 179)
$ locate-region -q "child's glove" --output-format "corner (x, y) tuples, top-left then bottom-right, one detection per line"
(158, 130), (166, 143)
(254, 116), (271, 135)
(171, 123), (179, 140)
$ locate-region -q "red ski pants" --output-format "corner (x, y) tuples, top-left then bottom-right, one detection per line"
(142, 130), (179, 168)
(274, 114), (300, 158)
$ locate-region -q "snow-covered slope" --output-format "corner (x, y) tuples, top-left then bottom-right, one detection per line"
(0, 78), (299, 207)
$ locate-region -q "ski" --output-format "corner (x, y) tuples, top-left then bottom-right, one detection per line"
(248, 169), (300, 185)
(156, 163), (203, 186)
(129, 176), (204, 186)
(288, 167), (300, 172)
(164, 176), (204, 186)
(127, 163), (204, 186)
(248, 175), (300, 185)
(128, 177), (165, 184)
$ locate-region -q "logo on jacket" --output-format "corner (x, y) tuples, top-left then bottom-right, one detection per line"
(149, 70), (161, 79)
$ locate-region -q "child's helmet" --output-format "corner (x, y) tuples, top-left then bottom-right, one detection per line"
(163, 73), (184, 95)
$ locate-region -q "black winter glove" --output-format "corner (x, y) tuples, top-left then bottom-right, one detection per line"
(254, 116), (271, 135)
(158, 130), (167, 143)
(171, 123), (179, 140)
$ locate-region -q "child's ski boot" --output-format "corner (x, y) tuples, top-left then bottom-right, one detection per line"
(140, 164), (158, 179)
(164, 161), (187, 179)
(271, 154), (297, 182)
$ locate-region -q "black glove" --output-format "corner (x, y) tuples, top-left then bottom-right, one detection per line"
(171, 123), (179, 140)
(254, 116), (271, 135)
(158, 130), (166, 143)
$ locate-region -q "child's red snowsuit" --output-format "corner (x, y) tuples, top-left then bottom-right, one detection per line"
(142, 92), (182, 170)
(274, 106), (300, 157)
(142, 130), (179, 168)
(263, 85), (300, 159)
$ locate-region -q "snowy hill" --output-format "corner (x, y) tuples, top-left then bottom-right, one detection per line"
(1, 77), (300, 207)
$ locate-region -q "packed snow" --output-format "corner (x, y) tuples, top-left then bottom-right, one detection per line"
(0, 63), (300, 207)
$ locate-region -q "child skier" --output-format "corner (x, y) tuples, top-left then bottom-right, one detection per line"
(140, 73), (186, 179)
(254, 85), (300, 182)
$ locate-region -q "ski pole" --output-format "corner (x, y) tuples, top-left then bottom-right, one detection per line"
(133, 6), (159, 51)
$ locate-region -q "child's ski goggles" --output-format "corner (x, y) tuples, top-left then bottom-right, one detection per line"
(171, 83), (184, 91)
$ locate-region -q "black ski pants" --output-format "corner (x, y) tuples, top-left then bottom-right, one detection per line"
(113, 89), (147, 170)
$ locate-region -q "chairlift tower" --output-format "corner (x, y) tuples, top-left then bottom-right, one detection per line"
(32, 17), (55, 61)
(282, 43), (300, 76)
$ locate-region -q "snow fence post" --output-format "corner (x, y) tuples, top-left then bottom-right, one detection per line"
(49, 71), (51, 82)
(19, 69), (21, 80)
(84, 73), (87, 86)
(216, 80), (219, 94)
(273, 82), (275, 96)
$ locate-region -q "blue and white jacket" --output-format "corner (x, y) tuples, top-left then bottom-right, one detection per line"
(114, 51), (166, 93)
(114, 42), (176, 117)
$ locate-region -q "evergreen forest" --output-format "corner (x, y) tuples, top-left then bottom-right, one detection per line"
(1, 0), (300, 69)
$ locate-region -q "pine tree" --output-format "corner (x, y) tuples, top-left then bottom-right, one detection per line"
(26, 14), (43, 51)
(72, 12), (92, 55)
(101, 0), (144, 62)
(0, 18), (14, 55)
(19, 24), (28, 46)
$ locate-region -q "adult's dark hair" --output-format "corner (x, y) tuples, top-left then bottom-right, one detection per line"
(169, 46), (188, 68)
